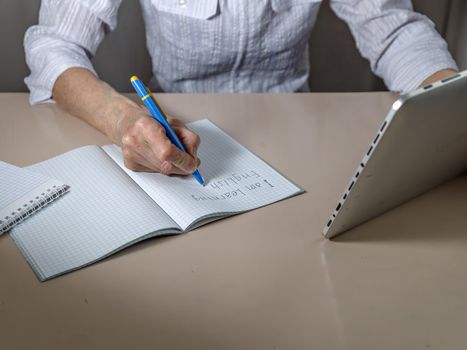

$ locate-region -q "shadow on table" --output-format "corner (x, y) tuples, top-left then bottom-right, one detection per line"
(331, 173), (467, 243)
(93, 213), (240, 266)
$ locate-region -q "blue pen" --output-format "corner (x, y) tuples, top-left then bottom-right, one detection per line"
(130, 75), (205, 186)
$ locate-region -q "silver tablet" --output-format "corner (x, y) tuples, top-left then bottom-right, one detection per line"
(324, 69), (467, 239)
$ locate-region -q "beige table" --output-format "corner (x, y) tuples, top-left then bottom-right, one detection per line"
(1, 93), (467, 350)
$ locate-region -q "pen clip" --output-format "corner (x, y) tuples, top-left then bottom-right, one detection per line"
(145, 85), (168, 122)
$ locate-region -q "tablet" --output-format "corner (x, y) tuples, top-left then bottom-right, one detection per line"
(324, 69), (467, 239)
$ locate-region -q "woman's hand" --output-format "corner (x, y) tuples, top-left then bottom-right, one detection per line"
(53, 67), (200, 175)
(118, 108), (200, 174)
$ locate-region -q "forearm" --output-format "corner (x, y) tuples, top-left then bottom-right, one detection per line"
(52, 67), (199, 174)
(331, 0), (458, 93)
(52, 67), (139, 144)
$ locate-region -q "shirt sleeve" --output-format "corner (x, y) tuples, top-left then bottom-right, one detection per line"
(330, 0), (458, 93)
(24, 0), (122, 104)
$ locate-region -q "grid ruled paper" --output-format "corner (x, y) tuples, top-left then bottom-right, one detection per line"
(0, 161), (67, 234)
(10, 146), (180, 281)
(9, 121), (302, 281)
(103, 119), (303, 230)
(0, 161), (51, 209)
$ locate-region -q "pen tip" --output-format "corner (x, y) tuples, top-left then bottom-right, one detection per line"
(199, 177), (206, 186)
(130, 75), (139, 82)
(193, 170), (205, 186)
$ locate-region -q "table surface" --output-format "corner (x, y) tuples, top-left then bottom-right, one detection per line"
(1, 92), (467, 350)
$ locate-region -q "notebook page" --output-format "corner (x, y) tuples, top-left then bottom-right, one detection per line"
(0, 161), (68, 234)
(0, 161), (51, 208)
(103, 119), (303, 230)
(10, 146), (180, 281)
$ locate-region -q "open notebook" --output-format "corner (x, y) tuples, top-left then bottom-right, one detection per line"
(11, 119), (303, 281)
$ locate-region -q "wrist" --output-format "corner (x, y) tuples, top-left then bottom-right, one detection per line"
(100, 91), (137, 144)
(419, 69), (458, 88)
(111, 96), (146, 145)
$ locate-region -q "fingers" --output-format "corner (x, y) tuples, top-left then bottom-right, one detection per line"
(121, 115), (199, 175)
(123, 157), (153, 173)
(170, 119), (201, 158)
(143, 118), (199, 173)
(149, 138), (197, 174)
(123, 146), (187, 175)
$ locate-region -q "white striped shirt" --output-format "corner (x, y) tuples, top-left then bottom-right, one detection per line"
(24, 0), (458, 104)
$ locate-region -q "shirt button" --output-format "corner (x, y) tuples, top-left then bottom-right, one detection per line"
(179, 0), (187, 7)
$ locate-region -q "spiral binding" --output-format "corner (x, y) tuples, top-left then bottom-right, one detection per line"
(0, 184), (70, 233)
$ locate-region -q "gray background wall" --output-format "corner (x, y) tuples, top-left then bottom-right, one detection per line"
(1, 0), (466, 93)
